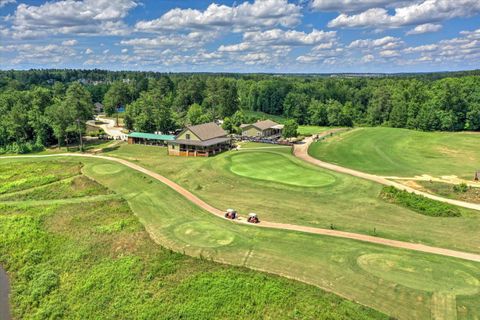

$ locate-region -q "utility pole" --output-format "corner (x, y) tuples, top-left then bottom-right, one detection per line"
(76, 118), (84, 152)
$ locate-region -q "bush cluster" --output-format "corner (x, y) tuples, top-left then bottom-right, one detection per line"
(380, 186), (461, 217)
(453, 183), (469, 193)
(0, 142), (44, 154)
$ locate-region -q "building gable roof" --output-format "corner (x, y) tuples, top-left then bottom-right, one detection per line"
(241, 119), (280, 131)
(182, 122), (227, 141)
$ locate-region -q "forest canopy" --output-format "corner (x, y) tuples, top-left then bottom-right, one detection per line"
(1, 69), (479, 153)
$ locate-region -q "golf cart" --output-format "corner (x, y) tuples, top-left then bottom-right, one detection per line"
(247, 213), (259, 224)
(224, 208), (237, 220)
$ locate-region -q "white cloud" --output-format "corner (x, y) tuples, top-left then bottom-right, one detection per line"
(0, 43), (77, 65)
(121, 32), (218, 51)
(379, 49), (400, 57)
(9, 0), (138, 39)
(135, 0), (302, 33)
(0, 0), (15, 8)
(361, 54), (375, 62)
(348, 36), (402, 49)
(328, 0), (480, 29)
(404, 44), (438, 53)
(85, 48), (93, 54)
(310, 0), (411, 12)
(121, 48), (128, 53)
(406, 23), (442, 35)
(242, 29), (336, 46)
(62, 39), (78, 46)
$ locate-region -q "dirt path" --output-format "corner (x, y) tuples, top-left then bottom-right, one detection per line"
(2, 154), (480, 263)
(293, 131), (480, 212)
(0, 266), (11, 320)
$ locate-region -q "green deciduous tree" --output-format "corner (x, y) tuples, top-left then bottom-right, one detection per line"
(283, 119), (298, 138)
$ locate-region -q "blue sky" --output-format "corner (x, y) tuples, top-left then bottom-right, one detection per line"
(0, 0), (479, 73)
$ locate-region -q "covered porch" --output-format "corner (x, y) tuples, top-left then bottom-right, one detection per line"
(168, 138), (231, 157)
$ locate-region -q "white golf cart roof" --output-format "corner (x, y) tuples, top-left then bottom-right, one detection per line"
(248, 213), (257, 218)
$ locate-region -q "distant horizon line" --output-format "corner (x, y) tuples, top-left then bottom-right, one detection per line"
(1, 68), (479, 76)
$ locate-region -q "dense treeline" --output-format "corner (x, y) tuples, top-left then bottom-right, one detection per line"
(1, 69), (480, 152)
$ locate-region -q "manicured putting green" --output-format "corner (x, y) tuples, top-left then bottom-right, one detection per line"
(358, 254), (479, 295)
(91, 163), (123, 175)
(174, 221), (235, 248)
(228, 151), (336, 187)
(309, 127), (480, 178)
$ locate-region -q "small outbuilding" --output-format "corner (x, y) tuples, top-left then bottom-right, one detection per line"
(94, 102), (104, 114)
(127, 132), (175, 146)
(240, 119), (284, 138)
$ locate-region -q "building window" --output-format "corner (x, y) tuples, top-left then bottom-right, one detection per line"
(171, 145), (175, 149)
(186, 134), (191, 140)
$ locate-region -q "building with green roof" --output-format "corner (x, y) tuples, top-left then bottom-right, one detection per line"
(127, 132), (176, 146)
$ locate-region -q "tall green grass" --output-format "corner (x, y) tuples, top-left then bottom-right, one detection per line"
(380, 186), (462, 217)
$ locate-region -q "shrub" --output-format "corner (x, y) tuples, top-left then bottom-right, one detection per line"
(453, 183), (469, 193)
(0, 142), (44, 154)
(380, 186), (461, 217)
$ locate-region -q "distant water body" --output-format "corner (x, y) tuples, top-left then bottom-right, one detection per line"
(0, 266), (11, 320)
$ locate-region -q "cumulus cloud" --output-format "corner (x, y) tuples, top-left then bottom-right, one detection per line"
(121, 32), (218, 51)
(0, 0), (15, 8)
(135, 0), (302, 33)
(406, 23), (442, 35)
(348, 36), (403, 49)
(0, 43), (78, 65)
(85, 48), (93, 54)
(402, 28), (480, 65)
(310, 0), (411, 12)
(361, 54), (375, 62)
(62, 39), (78, 46)
(328, 0), (480, 29)
(9, 0), (138, 39)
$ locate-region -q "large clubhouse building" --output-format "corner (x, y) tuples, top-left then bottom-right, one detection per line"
(167, 122), (231, 157)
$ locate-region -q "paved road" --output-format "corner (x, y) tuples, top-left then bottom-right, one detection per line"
(88, 116), (127, 140)
(2, 153), (480, 263)
(293, 130), (480, 212)
(0, 266), (11, 320)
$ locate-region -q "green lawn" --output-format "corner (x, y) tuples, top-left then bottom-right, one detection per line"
(0, 159), (388, 320)
(20, 159), (480, 319)
(309, 127), (480, 178)
(297, 125), (331, 135)
(3, 157), (479, 318)
(228, 151), (336, 187)
(103, 143), (480, 255)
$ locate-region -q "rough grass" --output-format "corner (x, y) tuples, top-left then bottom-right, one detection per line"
(0, 175), (112, 201)
(102, 143), (480, 254)
(380, 186), (462, 217)
(418, 181), (480, 204)
(308, 127), (480, 178)
(0, 161), (81, 194)
(0, 175), (387, 319)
